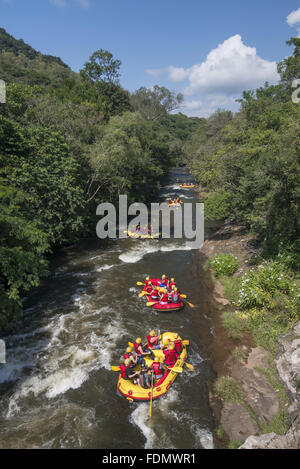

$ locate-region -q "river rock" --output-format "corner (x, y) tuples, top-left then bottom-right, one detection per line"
(239, 426), (300, 449)
(213, 280), (230, 306)
(220, 402), (259, 441)
(228, 347), (280, 425)
(275, 321), (300, 413)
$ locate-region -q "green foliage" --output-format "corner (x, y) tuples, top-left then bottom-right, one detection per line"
(130, 85), (183, 122)
(210, 254), (238, 277)
(80, 49), (121, 84)
(232, 347), (246, 362)
(214, 376), (243, 403)
(204, 189), (231, 221)
(0, 32), (193, 330)
(221, 311), (244, 339)
(215, 426), (224, 439)
(185, 41), (300, 259)
(236, 263), (299, 319)
(260, 410), (289, 436)
(228, 440), (243, 449)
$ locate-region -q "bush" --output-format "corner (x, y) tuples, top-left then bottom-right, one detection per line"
(236, 262), (300, 323)
(214, 376), (243, 403)
(222, 311), (244, 339)
(210, 254), (238, 277)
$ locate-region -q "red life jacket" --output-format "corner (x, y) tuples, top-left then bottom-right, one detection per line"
(120, 364), (127, 379)
(163, 349), (177, 366)
(152, 362), (162, 376)
(174, 339), (182, 354)
(161, 293), (169, 303)
(145, 285), (152, 294)
(147, 335), (158, 348)
(162, 277), (169, 286)
(133, 342), (142, 355)
(123, 352), (133, 360)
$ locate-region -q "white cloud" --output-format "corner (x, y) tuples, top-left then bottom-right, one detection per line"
(147, 35), (279, 117)
(182, 35), (278, 96)
(287, 7), (300, 27)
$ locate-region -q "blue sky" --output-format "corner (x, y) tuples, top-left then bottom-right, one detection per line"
(1, 0), (300, 116)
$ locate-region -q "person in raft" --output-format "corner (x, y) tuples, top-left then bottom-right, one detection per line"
(124, 346), (145, 368)
(144, 276), (151, 287)
(149, 285), (160, 302)
(169, 287), (180, 303)
(168, 277), (176, 290)
(163, 343), (179, 368)
(138, 365), (151, 389)
(160, 274), (169, 288)
(144, 281), (153, 295)
(164, 334), (182, 355)
(149, 358), (167, 381)
(159, 288), (170, 305)
(133, 337), (154, 360)
(146, 330), (162, 350)
(120, 358), (140, 384)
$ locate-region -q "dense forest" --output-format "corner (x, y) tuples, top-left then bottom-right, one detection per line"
(0, 28), (299, 332)
(0, 28), (199, 330)
(184, 38), (300, 265)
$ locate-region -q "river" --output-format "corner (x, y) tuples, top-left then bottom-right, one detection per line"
(0, 168), (220, 449)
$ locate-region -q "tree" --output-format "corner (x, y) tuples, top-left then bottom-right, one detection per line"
(278, 37), (300, 84)
(80, 49), (121, 84)
(130, 85), (184, 121)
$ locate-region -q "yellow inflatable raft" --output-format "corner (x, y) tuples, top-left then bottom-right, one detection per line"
(124, 230), (160, 239)
(180, 184), (195, 189)
(118, 332), (187, 401)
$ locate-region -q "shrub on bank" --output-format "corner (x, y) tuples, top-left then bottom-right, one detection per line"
(210, 254), (238, 277)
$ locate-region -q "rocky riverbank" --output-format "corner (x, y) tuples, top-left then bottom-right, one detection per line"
(200, 224), (300, 449)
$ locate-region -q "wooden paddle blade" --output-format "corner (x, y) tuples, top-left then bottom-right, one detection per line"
(185, 363), (194, 370)
(111, 366), (120, 371)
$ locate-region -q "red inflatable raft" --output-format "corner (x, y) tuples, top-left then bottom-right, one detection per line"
(143, 278), (185, 312)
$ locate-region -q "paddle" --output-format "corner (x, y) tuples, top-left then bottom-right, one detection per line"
(149, 371), (154, 418)
(184, 362), (194, 370)
(111, 366), (120, 371)
(146, 301), (157, 307)
(181, 297), (195, 308)
(139, 291), (147, 298)
(136, 281), (145, 286)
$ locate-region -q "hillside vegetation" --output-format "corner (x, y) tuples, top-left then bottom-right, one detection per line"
(0, 28), (198, 330)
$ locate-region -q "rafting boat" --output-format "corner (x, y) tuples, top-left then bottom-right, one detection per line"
(168, 202), (181, 208)
(124, 230), (160, 239)
(152, 301), (184, 312)
(180, 184), (195, 189)
(118, 331), (188, 401)
(142, 278), (185, 312)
